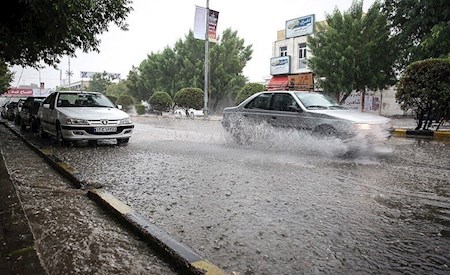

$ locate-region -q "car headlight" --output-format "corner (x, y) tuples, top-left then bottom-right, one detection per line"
(353, 123), (372, 130)
(66, 118), (89, 125)
(119, 118), (132, 124)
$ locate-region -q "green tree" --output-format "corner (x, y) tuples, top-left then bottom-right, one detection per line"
(209, 29), (253, 111)
(133, 28), (252, 112)
(106, 80), (128, 98)
(173, 87), (204, 110)
(107, 95), (118, 105)
(0, 59), (13, 95)
(396, 58), (450, 130)
(235, 83), (265, 105)
(88, 72), (112, 93)
(382, 0), (450, 70)
(0, 0), (132, 68)
(117, 94), (134, 111)
(149, 91), (172, 112)
(126, 66), (147, 101)
(308, 0), (396, 103)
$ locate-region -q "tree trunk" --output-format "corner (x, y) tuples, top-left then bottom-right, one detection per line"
(360, 89), (366, 112)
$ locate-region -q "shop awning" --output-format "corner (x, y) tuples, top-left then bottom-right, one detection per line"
(267, 75), (289, 91)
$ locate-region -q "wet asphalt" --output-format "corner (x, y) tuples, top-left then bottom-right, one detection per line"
(1, 115), (450, 274)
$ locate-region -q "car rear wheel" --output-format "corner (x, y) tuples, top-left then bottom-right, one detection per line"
(40, 125), (49, 138)
(31, 119), (39, 133)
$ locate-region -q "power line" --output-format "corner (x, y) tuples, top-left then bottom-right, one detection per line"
(15, 67), (24, 87)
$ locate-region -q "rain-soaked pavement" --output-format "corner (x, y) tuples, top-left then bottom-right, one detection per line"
(0, 123), (177, 274)
(2, 115), (450, 274)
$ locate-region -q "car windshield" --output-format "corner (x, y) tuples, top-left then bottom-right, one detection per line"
(294, 92), (346, 110)
(57, 93), (115, 108)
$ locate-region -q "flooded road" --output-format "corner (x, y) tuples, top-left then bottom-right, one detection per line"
(12, 116), (450, 274)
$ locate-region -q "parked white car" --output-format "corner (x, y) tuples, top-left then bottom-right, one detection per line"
(38, 91), (134, 145)
(174, 108), (204, 119)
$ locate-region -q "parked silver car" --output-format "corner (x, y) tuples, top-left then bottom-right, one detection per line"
(38, 91), (134, 145)
(222, 90), (392, 144)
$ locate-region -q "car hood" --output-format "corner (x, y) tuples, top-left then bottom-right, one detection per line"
(309, 109), (391, 124)
(59, 107), (130, 120)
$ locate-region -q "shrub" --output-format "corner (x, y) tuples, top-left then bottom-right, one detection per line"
(107, 95), (117, 105)
(116, 94), (134, 110)
(135, 103), (146, 115)
(149, 91), (172, 111)
(173, 87), (204, 110)
(396, 58), (450, 130)
(235, 83), (265, 105)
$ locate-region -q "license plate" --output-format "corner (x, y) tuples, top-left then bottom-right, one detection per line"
(94, 127), (117, 133)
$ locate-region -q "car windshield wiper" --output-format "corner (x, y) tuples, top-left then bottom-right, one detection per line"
(306, 105), (328, 109)
(96, 105), (114, 108)
(328, 105), (346, 109)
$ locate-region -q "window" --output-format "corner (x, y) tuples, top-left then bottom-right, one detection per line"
(272, 93), (299, 112)
(245, 93), (272, 110)
(280, 46), (287, 57)
(298, 43), (307, 69)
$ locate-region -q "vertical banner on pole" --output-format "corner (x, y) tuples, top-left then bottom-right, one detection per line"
(193, 6), (219, 42)
(194, 6), (206, 40)
(207, 9), (219, 42)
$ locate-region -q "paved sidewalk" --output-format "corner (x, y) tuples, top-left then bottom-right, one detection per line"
(0, 150), (46, 275)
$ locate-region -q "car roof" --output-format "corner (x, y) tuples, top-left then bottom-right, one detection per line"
(260, 90), (315, 94)
(55, 90), (99, 94)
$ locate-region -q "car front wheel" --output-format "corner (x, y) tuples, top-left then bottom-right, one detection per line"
(313, 125), (338, 138)
(117, 138), (129, 145)
(56, 123), (69, 146)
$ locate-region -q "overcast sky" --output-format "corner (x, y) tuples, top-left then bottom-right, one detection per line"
(11, 0), (375, 89)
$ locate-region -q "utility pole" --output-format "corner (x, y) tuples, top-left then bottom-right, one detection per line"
(66, 57), (73, 89)
(204, 0), (209, 118)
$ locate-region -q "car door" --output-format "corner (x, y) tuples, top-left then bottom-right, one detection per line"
(40, 93), (57, 134)
(240, 93), (274, 126)
(269, 92), (316, 131)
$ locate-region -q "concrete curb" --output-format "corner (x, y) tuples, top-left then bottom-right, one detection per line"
(88, 189), (228, 275)
(0, 121), (228, 275)
(391, 128), (450, 140)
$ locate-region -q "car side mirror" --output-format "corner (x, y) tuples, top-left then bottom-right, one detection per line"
(288, 105), (302, 112)
(116, 105), (123, 110)
(42, 103), (50, 109)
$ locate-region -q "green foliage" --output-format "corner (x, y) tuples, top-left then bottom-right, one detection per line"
(107, 95), (118, 105)
(0, 1), (132, 68)
(173, 88), (204, 110)
(131, 28), (252, 112)
(106, 80), (128, 98)
(125, 66), (147, 101)
(209, 29), (253, 110)
(117, 94), (134, 110)
(149, 91), (172, 111)
(382, 0), (450, 70)
(396, 58), (450, 130)
(88, 72), (112, 93)
(235, 83), (265, 105)
(308, 1), (396, 103)
(0, 59), (13, 95)
(135, 103), (146, 115)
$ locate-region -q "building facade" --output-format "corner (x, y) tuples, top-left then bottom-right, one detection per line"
(268, 14), (316, 91)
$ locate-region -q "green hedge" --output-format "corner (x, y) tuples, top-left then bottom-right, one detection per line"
(173, 87), (204, 110)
